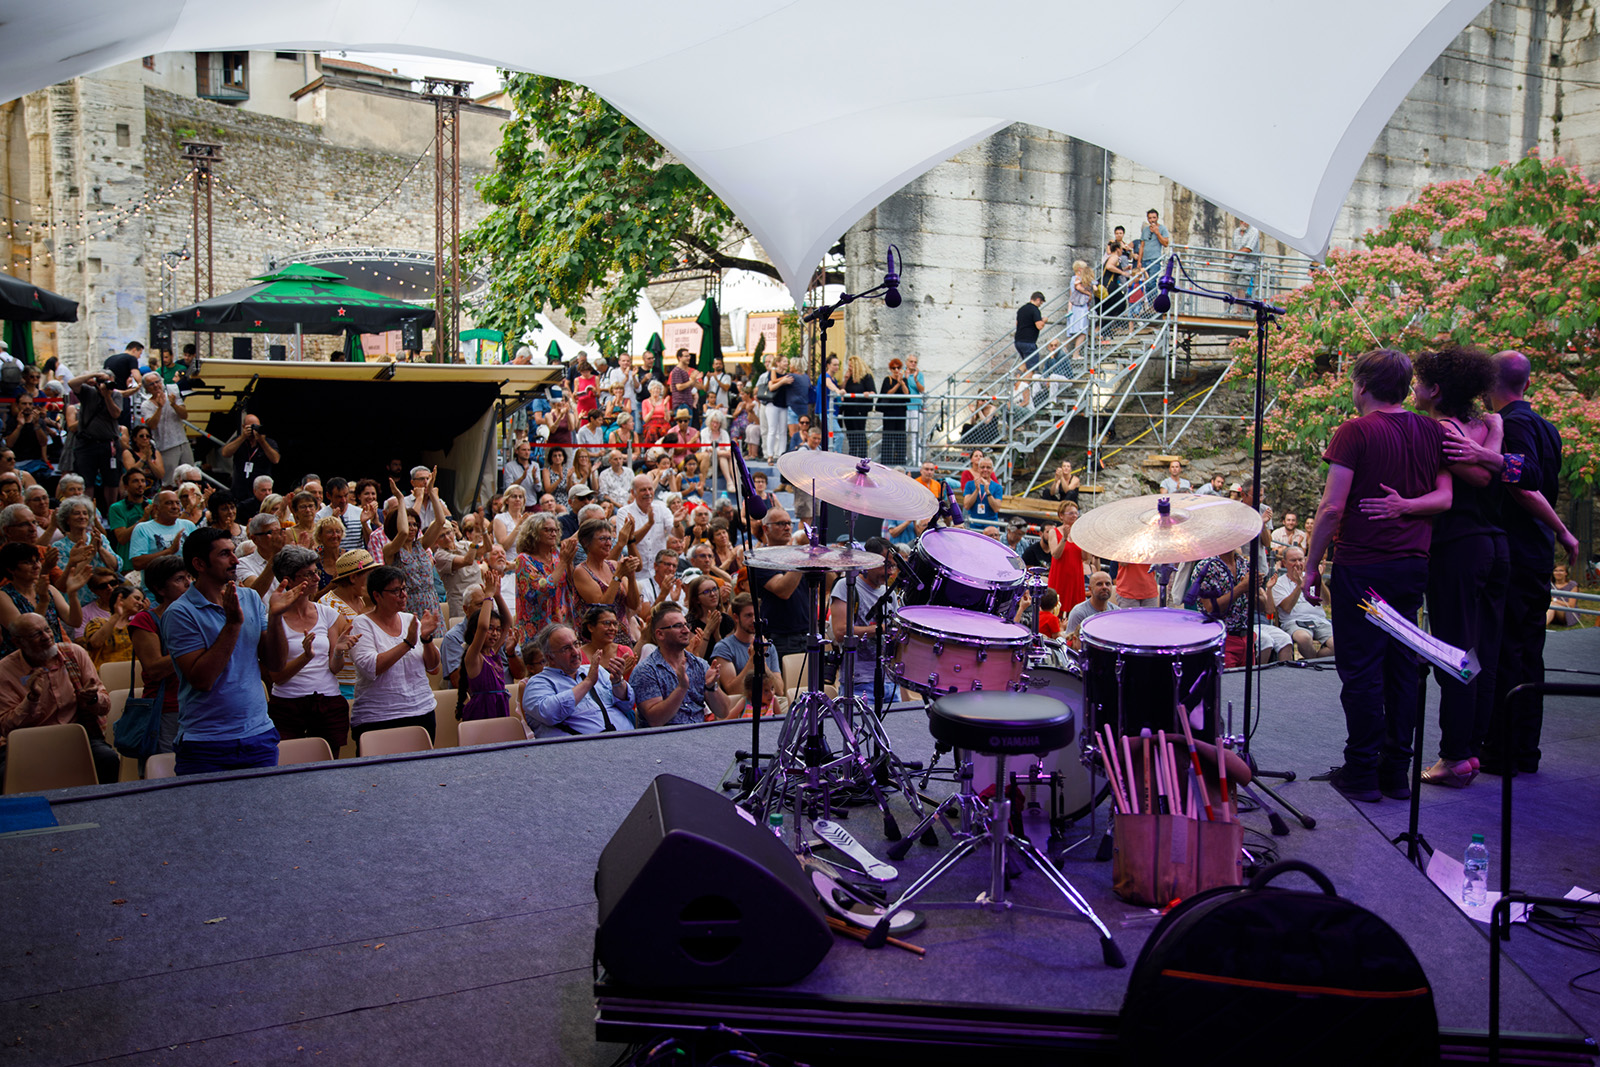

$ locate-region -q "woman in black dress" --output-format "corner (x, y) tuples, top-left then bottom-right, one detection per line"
(879, 358), (910, 466)
(840, 354), (876, 458)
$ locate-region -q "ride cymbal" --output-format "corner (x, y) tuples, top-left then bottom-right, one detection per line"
(1069, 493), (1263, 564)
(777, 450), (938, 522)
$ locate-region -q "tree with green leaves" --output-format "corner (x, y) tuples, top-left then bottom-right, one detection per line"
(464, 74), (779, 358)
(1251, 154), (1600, 494)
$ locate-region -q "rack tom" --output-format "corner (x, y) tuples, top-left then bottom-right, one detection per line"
(890, 605), (1030, 697)
(902, 526), (1027, 616)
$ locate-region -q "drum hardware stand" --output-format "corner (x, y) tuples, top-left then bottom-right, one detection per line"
(1152, 258), (1315, 834)
(747, 545), (925, 851)
(1155, 562), (1178, 608)
(869, 746), (1125, 968)
(728, 441), (779, 797)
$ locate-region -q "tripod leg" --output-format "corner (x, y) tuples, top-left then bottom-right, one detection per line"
(1011, 834), (1125, 967)
(1245, 777), (1316, 832)
(863, 835), (985, 949)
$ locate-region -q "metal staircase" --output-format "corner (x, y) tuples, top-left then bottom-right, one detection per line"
(918, 243), (1317, 493)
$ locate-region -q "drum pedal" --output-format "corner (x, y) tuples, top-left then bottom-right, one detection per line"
(812, 819), (898, 882)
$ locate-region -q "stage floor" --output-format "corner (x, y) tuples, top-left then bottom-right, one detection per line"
(3, 629), (1599, 1065)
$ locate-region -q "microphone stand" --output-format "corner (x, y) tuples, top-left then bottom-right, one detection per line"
(1152, 259), (1315, 835)
(728, 441), (774, 800)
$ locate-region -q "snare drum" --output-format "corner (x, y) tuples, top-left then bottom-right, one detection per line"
(903, 527), (1026, 616)
(890, 605), (1030, 696)
(1079, 608), (1223, 743)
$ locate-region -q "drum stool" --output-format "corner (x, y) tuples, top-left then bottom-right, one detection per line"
(863, 692), (1124, 966)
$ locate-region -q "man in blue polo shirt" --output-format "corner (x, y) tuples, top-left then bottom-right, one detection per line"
(162, 526), (296, 775)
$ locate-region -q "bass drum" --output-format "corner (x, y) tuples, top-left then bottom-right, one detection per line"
(1079, 608), (1224, 744)
(902, 526), (1026, 616)
(965, 666), (1101, 822)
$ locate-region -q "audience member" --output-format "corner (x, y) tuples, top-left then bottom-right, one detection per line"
(349, 564), (440, 743)
(163, 527), (294, 775)
(1064, 570), (1114, 644)
(632, 601), (731, 726)
(523, 621), (634, 735)
(0, 613), (117, 783)
(1271, 547), (1334, 660)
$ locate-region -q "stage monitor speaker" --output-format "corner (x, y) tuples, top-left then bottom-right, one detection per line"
(595, 774), (830, 988)
(400, 319), (423, 352)
(822, 501), (880, 547)
(149, 317), (172, 351)
(232, 337), (253, 361)
(268, 345), (286, 362)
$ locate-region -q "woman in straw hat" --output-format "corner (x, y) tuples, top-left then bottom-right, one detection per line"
(321, 548), (381, 700)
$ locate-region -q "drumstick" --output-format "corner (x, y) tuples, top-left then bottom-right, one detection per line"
(1121, 734), (1140, 815)
(1099, 725), (1130, 815)
(1158, 729), (1171, 812)
(1215, 741), (1233, 823)
(1156, 730), (1171, 815)
(1175, 702), (1216, 822)
(1167, 741), (1187, 819)
(1141, 729), (1153, 815)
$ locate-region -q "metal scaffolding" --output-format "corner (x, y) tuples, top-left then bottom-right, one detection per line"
(425, 78), (472, 363)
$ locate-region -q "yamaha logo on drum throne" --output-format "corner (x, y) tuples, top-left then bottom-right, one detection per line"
(994, 735), (1040, 749)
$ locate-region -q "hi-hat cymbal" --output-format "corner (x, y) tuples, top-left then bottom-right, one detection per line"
(745, 544), (886, 573)
(1069, 493), (1263, 565)
(776, 450), (938, 521)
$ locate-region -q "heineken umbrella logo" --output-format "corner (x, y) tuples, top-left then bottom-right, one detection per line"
(253, 320), (262, 327)
(336, 307), (347, 317)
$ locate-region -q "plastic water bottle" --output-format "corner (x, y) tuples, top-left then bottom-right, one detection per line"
(768, 811), (784, 840)
(1463, 834), (1488, 907)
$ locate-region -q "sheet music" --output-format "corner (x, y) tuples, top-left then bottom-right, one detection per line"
(1361, 590), (1478, 683)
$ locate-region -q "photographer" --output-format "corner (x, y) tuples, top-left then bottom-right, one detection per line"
(67, 368), (124, 512)
(219, 414), (280, 495)
(5, 395), (52, 478)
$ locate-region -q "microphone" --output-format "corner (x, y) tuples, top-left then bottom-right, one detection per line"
(945, 490), (964, 527)
(883, 245), (902, 308)
(1149, 255), (1177, 314)
(730, 441), (769, 521)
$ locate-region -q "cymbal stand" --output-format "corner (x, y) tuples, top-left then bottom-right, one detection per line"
(1153, 256), (1314, 834)
(748, 571), (920, 846)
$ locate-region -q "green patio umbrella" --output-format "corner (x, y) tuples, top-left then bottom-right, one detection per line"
(545, 339), (563, 363)
(149, 262), (433, 338)
(645, 332), (664, 358)
(695, 296), (719, 373)
(347, 332), (366, 364)
(1, 271), (79, 366)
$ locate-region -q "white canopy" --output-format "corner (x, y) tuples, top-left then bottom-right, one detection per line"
(3, 1), (1488, 303)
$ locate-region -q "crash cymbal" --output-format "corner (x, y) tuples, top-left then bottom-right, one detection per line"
(745, 543), (887, 573)
(1068, 493), (1263, 565)
(776, 450), (938, 521)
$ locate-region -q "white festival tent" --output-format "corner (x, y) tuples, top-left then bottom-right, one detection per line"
(3, 1), (1489, 305)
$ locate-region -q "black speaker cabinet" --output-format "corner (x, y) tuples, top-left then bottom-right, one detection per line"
(232, 336), (253, 361)
(149, 317), (172, 351)
(400, 319), (423, 352)
(595, 774), (830, 988)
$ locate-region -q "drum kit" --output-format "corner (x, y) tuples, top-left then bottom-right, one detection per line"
(740, 452), (1269, 953)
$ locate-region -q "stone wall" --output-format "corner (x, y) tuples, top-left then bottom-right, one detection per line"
(844, 0), (1600, 388)
(4, 66), (505, 370)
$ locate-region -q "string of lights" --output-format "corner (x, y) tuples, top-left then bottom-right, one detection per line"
(5, 171), (196, 269)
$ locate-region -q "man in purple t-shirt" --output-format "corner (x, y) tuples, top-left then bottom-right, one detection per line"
(1303, 349), (1450, 804)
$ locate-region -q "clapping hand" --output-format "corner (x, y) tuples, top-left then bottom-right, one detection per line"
(419, 609), (438, 642)
(331, 616), (360, 654)
(406, 613), (420, 646)
(300, 628), (317, 657)
(222, 581), (243, 625)
(604, 651), (627, 684)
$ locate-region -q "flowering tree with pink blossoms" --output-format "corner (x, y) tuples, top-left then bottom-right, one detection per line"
(1249, 155), (1600, 492)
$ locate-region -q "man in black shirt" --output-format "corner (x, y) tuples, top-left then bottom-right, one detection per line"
(219, 413), (281, 495)
(1014, 291), (1047, 372)
(1445, 350), (1571, 775)
(70, 368), (125, 511)
(752, 508), (812, 657)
